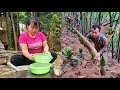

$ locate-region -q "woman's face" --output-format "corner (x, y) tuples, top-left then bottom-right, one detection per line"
(27, 22), (39, 36)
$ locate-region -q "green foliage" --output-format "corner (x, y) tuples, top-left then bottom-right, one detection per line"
(62, 47), (74, 60)
(62, 47), (81, 66)
(19, 12), (29, 24)
(38, 12), (62, 51)
(70, 56), (81, 66)
(37, 12), (62, 33)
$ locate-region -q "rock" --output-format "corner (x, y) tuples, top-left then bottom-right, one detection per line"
(52, 58), (63, 67)
(53, 66), (62, 76)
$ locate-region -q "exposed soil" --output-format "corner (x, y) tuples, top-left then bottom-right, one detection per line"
(61, 27), (120, 78)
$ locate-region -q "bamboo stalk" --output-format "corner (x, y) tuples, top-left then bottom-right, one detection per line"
(10, 12), (18, 51)
(6, 12), (12, 50)
(74, 29), (98, 60)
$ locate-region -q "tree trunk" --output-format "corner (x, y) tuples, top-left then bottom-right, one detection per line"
(118, 31), (120, 62)
(10, 12), (18, 51)
(98, 12), (101, 25)
(6, 12), (11, 50)
(80, 12), (83, 34)
(16, 12), (19, 37)
(17, 12), (20, 50)
(109, 12), (114, 58)
(89, 12), (92, 29)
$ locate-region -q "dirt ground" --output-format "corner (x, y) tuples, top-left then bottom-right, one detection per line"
(61, 27), (120, 78)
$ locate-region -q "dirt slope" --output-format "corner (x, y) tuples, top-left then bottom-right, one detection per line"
(61, 27), (120, 78)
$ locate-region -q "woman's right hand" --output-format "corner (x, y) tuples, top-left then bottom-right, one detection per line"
(28, 54), (35, 60)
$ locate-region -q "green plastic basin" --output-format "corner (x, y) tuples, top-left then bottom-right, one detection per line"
(34, 53), (53, 63)
(29, 63), (52, 74)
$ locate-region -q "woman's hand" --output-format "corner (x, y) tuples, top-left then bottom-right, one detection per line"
(28, 54), (35, 60)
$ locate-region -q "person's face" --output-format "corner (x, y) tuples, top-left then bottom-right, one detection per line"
(27, 22), (39, 36)
(91, 28), (100, 38)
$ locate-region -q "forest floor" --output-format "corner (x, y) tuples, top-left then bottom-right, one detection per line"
(61, 27), (120, 78)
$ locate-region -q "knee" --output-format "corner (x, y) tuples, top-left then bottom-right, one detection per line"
(10, 55), (20, 64)
(10, 55), (17, 62)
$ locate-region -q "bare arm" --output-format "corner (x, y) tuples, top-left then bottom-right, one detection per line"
(43, 40), (50, 54)
(20, 44), (34, 60)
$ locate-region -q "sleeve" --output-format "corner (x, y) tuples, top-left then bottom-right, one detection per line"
(40, 32), (46, 42)
(19, 34), (27, 44)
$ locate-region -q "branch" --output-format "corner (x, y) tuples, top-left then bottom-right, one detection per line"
(103, 19), (120, 26)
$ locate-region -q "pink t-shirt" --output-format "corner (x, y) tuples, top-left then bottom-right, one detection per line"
(19, 31), (46, 54)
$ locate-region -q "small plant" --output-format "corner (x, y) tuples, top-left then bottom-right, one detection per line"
(62, 47), (74, 60)
(62, 47), (81, 66)
(100, 55), (106, 67)
(79, 48), (84, 58)
(91, 53), (96, 60)
(70, 56), (81, 66)
(100, 55), (106, 75)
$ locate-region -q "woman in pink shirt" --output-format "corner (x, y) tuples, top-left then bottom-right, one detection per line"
(10, 17), (57, 66)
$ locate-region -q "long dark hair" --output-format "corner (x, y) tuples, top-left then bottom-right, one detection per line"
(26, 17), (40, 28)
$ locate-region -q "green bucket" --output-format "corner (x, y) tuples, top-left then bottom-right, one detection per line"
(34, 53), (53, 63)
(29, 63), (52, 74)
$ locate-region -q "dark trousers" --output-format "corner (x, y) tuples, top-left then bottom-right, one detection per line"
(10, 52), (57, 66)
